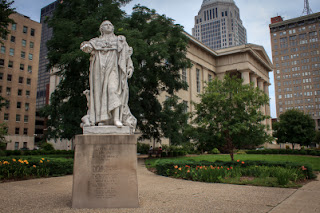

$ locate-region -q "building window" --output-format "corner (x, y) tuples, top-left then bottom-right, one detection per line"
(17, 102), (21, 109)
(30, 28), (35, 36)
(25, 103), (29, 111)
(20, 63), (24, 71)
(8, 61), (13, 68)
(0, 86), (2, 93)
(0, 59), (4, 66)
(27, 78), (31, 85)
(28, 53), (33, 60)
(22, 39), (26, 47)
(26, 91), (30, 97)
(196, 68), (200, 93)
(9, 48), (14, 56)
(14, 142), (19, 150)
(7, 74), (12, 81)
(28, 66), (32, 73)
(19, 77), (23, 83)
(23, 129), (28, 136)
(1, 46), (5, 53)
(1, 73), (4, 80)
(21, 51), (25, 58)
(208, 74), (213, 82)
(5, 100), (9, 109)
(30, 41), (34, 48)
(24, 115), (28, 123)
(4, 113), (9, 121)
(23, 26), (28, 34)
(182, 68), (187, 83)
(10, 36), (15, 42)
(16, 114), (20, 122)
(6, 87), (11, 95)
(15, 127), (19, 134)
(183, 100), (188, 113)
(11, 23), (16, 31)
(18, 89), (22, 96)
(23, 141), (27, 147)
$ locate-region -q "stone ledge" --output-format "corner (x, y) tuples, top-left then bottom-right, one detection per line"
(83, 126), (132, 135)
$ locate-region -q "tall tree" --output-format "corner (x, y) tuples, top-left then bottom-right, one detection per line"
(192, 75), (272, 161)
(119, 6), (191, 142)
(160, 95), (190, 146)
(273, 109), (315, 149)
(42, 0), (131, 140)
(0, 0), (15, 44)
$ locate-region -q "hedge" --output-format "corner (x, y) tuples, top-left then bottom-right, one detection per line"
(154, 159), (316, 180)
(246, 149), (320, 156)
(1, 150), (74, 157)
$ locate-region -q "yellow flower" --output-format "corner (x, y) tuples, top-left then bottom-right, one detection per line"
(40, 160), (43, 163)
(178, 168), (182, 171)
(33, 165), (36, 168)
(24, 160), (28, 163)
(12, 159), (16, 162)
(41, 158), (45, 160)
(174, 165), (178, 169)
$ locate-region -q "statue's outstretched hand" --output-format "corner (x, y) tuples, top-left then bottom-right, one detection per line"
(80, 42), (93, 53)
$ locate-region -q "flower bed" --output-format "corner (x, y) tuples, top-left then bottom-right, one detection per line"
(155, 159), (316, 187)
(0, 157), (73, 181)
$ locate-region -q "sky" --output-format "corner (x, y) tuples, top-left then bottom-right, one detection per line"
(12, 0), (320, 118)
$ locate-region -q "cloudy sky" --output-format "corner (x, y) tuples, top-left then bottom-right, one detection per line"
(12, 0), (320, 118)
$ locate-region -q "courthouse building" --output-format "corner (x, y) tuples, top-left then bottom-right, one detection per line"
(192, 0), (247, 50)
(0, 13), (41, 150)
(270, 12), (320, 127)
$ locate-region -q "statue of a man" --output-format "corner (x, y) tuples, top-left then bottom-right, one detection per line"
(80, 20), (136, 130)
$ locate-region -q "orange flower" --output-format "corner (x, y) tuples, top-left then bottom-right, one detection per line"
(301, 166), (307, 171)
(174, 165), (178, 169)
(241, 161), (245, 164)
(33, 165), (36, 168)
(185, 165), (190, 168)
(199, 166), (202, 169)
(12, 159), (16, 162)
(47, 160), (50, 162)
(187, 170), (190, 173)
(178, 168), (181, 171)
(237, 160), (240, 162)
(217, 167), (220, 169)
(40, 160), (43, 163)
(221, 166), (223, 168)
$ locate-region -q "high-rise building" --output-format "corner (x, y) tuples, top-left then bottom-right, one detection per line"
(0, 13), (41, 150)
(192, 0), (247, 50)
(37, 1), (58, 109)
(270, 12), (320, 127)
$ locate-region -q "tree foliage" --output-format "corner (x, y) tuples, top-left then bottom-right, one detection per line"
(160, 95), (190, 146)
(119, 6), (191, 141)
(191, 75), (272, 160)
(43, 2), (191, 141)
(0, 0), (15, 44)
(273, 109), (315, 149)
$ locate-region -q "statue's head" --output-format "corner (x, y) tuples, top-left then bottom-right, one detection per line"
(100, 20), (114, 35)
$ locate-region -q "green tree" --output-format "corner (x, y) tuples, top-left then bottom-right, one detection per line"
(273, 109), (315, 149)
(42, 0), (131, 140)
(119, 6), (191, 142)
(192, 75), (272, 161)
(0, 0), (15, 44)
(43, 3), (191, 142)
(160, 95), (190, 146)
(313, 130), (320, 146)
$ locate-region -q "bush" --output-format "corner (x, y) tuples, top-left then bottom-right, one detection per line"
(40, 143), (55, 151)
(210, 148), (220, 154)
(137, 142), (149, 154)
(2, 150), (74, 157)
(246, 149), (319, 156)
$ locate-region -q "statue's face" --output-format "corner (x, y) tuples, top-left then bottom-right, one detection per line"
(101, 21), (114, 34)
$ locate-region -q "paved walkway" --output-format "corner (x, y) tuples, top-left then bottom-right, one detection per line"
(0, 158), (319, 213)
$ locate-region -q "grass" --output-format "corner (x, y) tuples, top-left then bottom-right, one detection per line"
(146, 154), (320, 171)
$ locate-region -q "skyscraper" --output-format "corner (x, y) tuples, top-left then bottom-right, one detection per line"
(0, 13), (41, 150)
(270, 12), (320, 127)
(192, 0), (247, 50)
(37, 1), (58, 109)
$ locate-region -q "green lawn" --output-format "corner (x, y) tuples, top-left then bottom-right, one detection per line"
(146, 154), (320, 171)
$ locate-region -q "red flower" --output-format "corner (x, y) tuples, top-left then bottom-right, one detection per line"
(237, 160), (240, 162)
(241, 161), (245, 164)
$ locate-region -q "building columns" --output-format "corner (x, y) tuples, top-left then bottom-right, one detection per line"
(250, 74), (258, 88)
(241, 70), (250, 84)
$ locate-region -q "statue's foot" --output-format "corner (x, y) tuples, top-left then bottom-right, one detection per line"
(114, 120), (123, 128)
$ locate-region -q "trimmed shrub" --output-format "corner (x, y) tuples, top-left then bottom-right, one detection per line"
(210, 148), (220, 154)
(246, 149), (319, 156)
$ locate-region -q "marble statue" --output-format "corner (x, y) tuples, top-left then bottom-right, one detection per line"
(80, 20), (136, 131)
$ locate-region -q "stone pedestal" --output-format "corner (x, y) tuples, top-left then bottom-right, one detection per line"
(72, 134), (139, 209)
